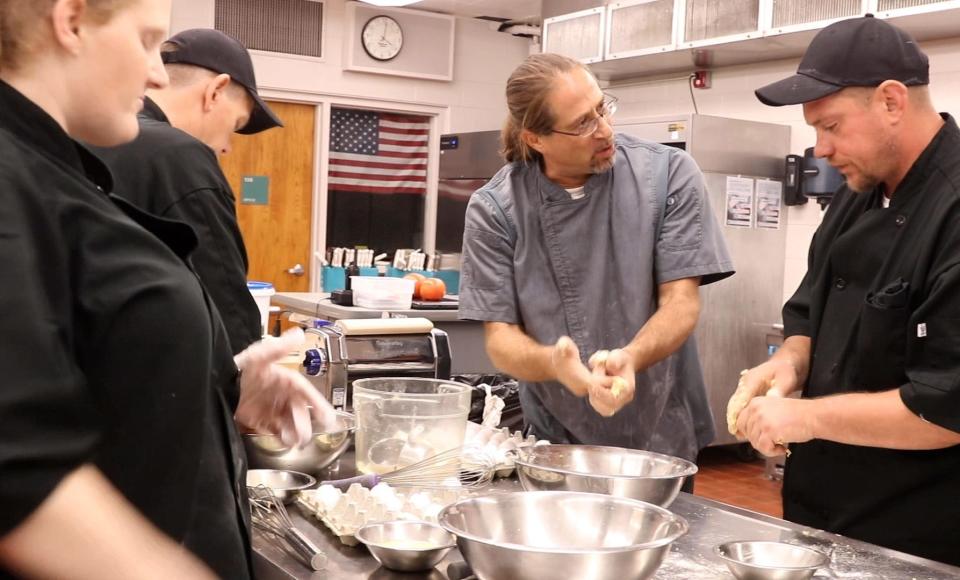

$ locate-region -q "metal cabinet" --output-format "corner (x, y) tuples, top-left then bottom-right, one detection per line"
(543, 7), (606, 64)
(542, 0), (960, 80)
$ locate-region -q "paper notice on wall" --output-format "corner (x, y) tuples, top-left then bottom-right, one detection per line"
(725, 176), (754, 228)
(756, 180), (783, 229)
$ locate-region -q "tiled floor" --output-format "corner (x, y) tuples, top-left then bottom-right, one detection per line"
(693, 445), (784, 519)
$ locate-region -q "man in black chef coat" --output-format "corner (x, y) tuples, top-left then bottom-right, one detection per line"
(93, 28), (282, 355)
(731, 15), (960, 565)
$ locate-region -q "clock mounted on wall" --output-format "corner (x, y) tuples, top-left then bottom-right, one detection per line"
(361, 15), (403, 61)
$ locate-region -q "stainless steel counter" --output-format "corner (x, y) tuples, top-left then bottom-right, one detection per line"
(271, 292), (495, 374)
(252, 453), (960, 580)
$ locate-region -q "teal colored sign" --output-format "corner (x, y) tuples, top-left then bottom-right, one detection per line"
(241, 175), (269, 205)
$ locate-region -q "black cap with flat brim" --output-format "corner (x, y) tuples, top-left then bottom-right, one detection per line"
(162, 28), (283, 134)
(755, 15), (929, 107)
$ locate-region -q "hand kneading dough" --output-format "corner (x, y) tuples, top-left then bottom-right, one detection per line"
(726, 370), (774, 436)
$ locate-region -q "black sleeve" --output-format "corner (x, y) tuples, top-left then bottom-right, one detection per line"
(0, 205), (98, 534)
(901, 261), (960, 433)
(165, 187), (262, 354)
(782, 230), (817, 339)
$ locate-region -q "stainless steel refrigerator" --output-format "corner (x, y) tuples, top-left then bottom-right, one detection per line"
(616, 114), (791, 446)
(437, 130), (505, 253)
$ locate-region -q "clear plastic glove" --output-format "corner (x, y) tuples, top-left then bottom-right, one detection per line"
(234, 328), (337, 448)
(480, 383), (505, 428)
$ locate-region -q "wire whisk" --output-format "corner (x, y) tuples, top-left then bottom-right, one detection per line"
(249, 484), (327, 571)
(321, 446), (497, 490)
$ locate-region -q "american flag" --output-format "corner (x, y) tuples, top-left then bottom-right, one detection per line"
(328, 109), (429, 195)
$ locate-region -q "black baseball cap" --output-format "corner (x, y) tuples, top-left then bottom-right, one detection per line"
(161, 29), (283, 134)
(755, 15), (929, 107)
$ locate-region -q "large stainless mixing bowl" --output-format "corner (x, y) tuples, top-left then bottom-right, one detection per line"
(438, 491), (688, 580)
(243, 410), (355, 474)
(715, 541), (830, 580)
(515, 444), (697, 507)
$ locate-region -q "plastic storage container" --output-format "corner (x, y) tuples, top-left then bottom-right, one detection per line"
(247, 281), (275, 337)
(352, 378), (472, 475)
(351, 276), (415, 310)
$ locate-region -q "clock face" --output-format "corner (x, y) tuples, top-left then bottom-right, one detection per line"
(361, 15), (403, 61)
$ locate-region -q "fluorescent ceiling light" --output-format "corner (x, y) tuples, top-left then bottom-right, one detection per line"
(357, 0), (423, 6)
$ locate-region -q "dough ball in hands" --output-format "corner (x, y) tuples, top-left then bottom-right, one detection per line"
(726, 370), (778, 437)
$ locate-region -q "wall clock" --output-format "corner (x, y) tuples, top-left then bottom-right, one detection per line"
(361, 15), (403, 61)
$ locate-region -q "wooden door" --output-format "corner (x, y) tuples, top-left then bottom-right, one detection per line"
(220, 100), (316, 292)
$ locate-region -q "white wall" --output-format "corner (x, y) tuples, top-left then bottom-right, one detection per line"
(169, 0), (530, 133)
(606, 35), (960, 305)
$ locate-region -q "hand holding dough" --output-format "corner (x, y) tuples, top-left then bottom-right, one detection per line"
(726, 369), (779, 437)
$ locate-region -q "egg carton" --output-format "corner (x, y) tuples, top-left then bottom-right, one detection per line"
(463, 422), (548, 477)
(298, 482), (466, 546)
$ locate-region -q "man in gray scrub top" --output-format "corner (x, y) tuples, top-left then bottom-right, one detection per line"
(459, 53), (734, 467)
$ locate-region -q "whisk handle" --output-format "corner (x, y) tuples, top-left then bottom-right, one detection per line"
(319, 473), (382, 490)
(283, 527), (327, 571)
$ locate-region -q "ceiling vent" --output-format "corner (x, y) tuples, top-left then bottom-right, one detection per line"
(215, 0), (324, 58)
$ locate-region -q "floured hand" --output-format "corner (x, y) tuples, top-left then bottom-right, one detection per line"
(586, 348), (635, 417)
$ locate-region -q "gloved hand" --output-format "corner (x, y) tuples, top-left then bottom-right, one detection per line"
(234, 328), (337, 448)
(480, 383), (505, 428)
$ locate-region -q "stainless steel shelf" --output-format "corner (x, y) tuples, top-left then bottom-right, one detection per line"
(589, 7), (960, 82)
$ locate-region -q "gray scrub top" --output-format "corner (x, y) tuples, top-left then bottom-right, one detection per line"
(458, 134), (734, 461)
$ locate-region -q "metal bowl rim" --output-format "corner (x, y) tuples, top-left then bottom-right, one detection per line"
(245, 469), (317, 491)
(713, 541), (830, 571)
(514, 444), (698, 480)
(438, 491), (689, 554)
(243, 410), (357, 440)
(355, 520), (457, 551)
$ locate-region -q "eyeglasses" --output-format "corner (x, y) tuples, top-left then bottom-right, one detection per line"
(549, 95), (618, 137)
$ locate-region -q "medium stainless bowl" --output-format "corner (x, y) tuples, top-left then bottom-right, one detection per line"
(438, 491), (688, 580)
(243, 410), (355, 474)
(246, 469), (315, 504)
(715, 541), (830, 580)
(356, 520), (456, 572)
(514, 444), (697, 507)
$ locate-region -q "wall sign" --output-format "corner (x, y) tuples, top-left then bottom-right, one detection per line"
(241, 175), (270, 205)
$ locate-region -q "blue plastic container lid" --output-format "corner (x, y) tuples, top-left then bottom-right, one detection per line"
(247, 281), (274, 291)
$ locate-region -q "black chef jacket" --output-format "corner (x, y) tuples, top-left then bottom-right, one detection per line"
(0, 81), (251, 579)
(782, 114), (960, 565)
(91, 97), (262, 356)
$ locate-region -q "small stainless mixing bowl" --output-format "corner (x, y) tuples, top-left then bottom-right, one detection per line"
(715, 541), (830, 580)
(355, 520), (456, 572)
(246, 469), (315, 504)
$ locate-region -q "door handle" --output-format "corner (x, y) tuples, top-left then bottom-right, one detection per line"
(287, 263), (305, 276)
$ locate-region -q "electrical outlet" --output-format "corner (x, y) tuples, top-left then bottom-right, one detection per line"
(693, 70), (711, 89)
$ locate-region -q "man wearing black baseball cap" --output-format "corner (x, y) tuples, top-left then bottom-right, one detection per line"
(93, 28), (283, 357)
(732, 15), (960, 565)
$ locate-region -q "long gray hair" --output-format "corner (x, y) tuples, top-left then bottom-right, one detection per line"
(501, 53), (590, 164)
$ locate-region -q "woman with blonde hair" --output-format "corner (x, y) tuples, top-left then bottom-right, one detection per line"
(0, 2), (331, 578)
